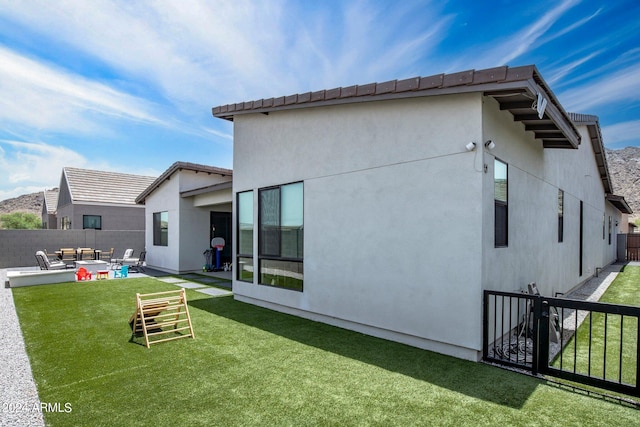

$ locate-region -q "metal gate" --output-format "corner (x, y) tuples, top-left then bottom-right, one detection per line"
(483, 290), (640, 397)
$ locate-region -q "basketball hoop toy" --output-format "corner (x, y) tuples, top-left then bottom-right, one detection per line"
(210, 237), (225, 271)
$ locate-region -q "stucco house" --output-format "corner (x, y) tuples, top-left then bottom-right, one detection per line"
(135, 162), (233, 274)
(212, 65), (631, 361)
(56, 167), (157, 231)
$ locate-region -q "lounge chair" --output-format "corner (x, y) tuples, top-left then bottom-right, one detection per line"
(112, 249), (134, 270)
(127, 251), (146, 273)
(35, 251), (68, 270)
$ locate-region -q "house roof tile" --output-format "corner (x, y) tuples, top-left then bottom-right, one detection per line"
(212, 65), (580, 149)
(63, 167), (157, 206)
(43, 189), (59, 213)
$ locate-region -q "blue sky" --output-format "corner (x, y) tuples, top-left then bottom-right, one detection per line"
(0, 0), (638, 200)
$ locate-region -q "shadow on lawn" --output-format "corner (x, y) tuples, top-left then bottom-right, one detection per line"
(188, 296), (539, 409)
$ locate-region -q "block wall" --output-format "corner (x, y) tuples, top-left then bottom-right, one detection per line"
(0, 230), (145, 268)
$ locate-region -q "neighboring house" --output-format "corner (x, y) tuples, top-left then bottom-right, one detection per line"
(620, 214), (637, 234)
(56, 167), (157, 231)
(41, 188), (59, 229)
(213, 65), (631, 362)
(135, 162), (233, 274)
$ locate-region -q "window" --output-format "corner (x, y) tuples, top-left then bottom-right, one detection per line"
(494, 159), (508, 247)
(608, 216), (612, 245)
(558, 190), (564, 242)
(83, 215), (102, 230)
(61, 216), (71, 230)
(259, 182), (303, 290)
(153, 212), (168, 246)
(237, 191), (254, 282)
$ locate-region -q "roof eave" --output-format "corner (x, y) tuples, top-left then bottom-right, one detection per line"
(136, 161), (233, 204)
(568, 113), (613, 194)
(180, 181), (233, 198)
(606, 194), (633, 215)
(212, 65), (580, 149)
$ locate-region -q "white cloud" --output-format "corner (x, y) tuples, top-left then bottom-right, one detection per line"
(459, 0), (580, 70)
(0, 140), (88, 193)
(0, 46), (162, 133)
(0, 139), (165, 199)
(559, 64), (640, 111)
(538, 7), (602, 45)
(602, 120), (640, 145)
(497, 0), (580, 65)
(0, 0), (451, 106)
(546, 51), (603, 85)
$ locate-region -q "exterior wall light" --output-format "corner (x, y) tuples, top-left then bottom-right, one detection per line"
(485, 140), (496, 150)
(465, 142), (476, 151)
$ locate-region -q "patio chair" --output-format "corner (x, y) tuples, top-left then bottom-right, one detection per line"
(80, 248), (95, 260)
(60, 248), (77, 267)
(112, 249), (134, 270)
(128, 251), (146, 273)
(114, 265), (129, 278)
(43, 249), (60, 262)
(35, 251), (67, 270)
(75, 267), (92, 281)
(100, 248), (114, 263)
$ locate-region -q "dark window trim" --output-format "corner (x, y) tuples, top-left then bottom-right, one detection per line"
(82, 214), (102, 230)
(153, 211), (168, 246)
(558, 189), (564, 243)
(258, 181), (304, 291)
(236, 190), (254, 283)
(494, 158), (508, 248)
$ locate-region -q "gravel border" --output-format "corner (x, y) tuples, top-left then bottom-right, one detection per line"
(0, 280), (45, 427)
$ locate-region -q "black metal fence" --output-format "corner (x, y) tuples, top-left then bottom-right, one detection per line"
(483, 290), (640, 397)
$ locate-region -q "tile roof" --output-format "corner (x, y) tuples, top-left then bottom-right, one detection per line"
(43, 189), (59, 213)
(212, 65), (581, 149)
(568, 113), (632, 213)
(63, 167), (157, 206)
(135, 161), (233, 204)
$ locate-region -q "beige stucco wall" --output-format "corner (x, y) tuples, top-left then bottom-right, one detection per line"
(231, 92), (621, 361)
(234, 94), (486, 360)
(481, 97), (620, 302)
(144, 169), (232, 274)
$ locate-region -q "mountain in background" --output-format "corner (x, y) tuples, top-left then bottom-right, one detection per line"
(0, 191), (45, 216)
(0, 148), (638, 219)
(606, 147), (640, 220)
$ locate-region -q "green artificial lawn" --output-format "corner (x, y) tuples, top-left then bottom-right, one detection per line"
(12, 278), (640, 427)
(552, 265), (640, 388)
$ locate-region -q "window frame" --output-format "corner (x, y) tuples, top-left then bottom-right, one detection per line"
(258, 182), (304, 291)
(494, 158), (508, 248)
(82, 214), (102, 230)
(153, 211), (169, 246)
(558, 189), (564, 243)
(236, 190), (254, 283)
